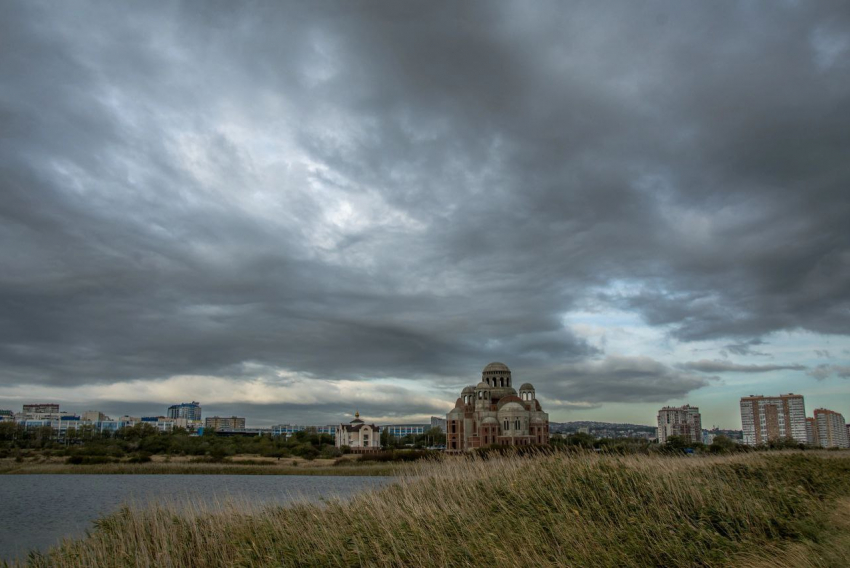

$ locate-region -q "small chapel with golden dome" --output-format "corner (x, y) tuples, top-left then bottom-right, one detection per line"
(446, 362), (549, 452)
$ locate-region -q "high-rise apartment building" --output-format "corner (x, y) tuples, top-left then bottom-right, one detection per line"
(167, 401), (202, 421)
(814, 408), (850, 449)
(806, 417), (820, 447)
(204, 416), (246, 430)
(657, 405), (702, 444)
(739, 393), (806, 446)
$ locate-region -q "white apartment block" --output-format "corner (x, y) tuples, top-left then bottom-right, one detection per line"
(657, 405), (702, 444)
(740, 393), (807, 446)
(814, 408), (850, 449)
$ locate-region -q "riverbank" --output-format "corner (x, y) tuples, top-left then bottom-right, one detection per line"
(0, 454), (404, 476)
(16, 450), (850, 567)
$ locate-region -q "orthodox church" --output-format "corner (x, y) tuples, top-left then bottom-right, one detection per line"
(446, 362), (549, 452)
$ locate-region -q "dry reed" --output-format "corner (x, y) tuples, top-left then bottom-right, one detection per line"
(16, 450), (850, 568)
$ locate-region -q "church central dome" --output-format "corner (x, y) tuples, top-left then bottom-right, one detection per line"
(483, 362), (510, 374)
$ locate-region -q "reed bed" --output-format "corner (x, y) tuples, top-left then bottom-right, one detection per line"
(18, 451), (850, 567)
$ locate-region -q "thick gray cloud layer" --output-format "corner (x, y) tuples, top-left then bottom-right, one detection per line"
(1, 1), (849, 416)
(681, 360), (806, 374)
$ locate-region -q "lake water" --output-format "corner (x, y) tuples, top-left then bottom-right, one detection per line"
(0, 474), (393, 563)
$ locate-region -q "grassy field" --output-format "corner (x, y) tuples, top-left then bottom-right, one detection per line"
(0, 454), (402, 476)
(13, 450), (850, 567)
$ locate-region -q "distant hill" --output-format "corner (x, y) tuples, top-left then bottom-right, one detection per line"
(550, 421), (656, 431)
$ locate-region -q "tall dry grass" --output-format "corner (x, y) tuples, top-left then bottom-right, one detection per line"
(18, 450), (850, 567)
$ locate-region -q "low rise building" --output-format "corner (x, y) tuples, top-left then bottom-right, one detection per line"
(82, 411), (110, 422)
(381, 424), (429, 439)
(205, 416), (247, 431)
(335, 412), (380, 452)
(23, 403), (60, 414)
(430, 416), (447, 433)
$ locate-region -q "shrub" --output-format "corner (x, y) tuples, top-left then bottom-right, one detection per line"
(357, 450), (439, 463)
(126, 452), (152, 464)
(65, 455), (117, 465)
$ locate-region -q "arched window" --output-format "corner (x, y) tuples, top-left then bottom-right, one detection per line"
(504, 420), (509, 431)
(499, 377), (504, 387)
(478, 391), (482, 399)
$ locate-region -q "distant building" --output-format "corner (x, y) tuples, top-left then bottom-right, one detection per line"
(656, 405), (702, 444)
(430, 416), (447, 433)
(577, 426), (590, 435)
(446, 362), (549, 452)
(702, 431), (716, 445)
(335, 412), (380, 453)
(269, 424), (337, 438)
(205, 416), (246, 431)
(740, 394), (807, 446)
(806, 417), (820, 447)
(271, 424), (306, 437)
(0, 410), (13, 421)
(814, 408), (849, 449)
(314, 425), (337, 436)
(166, 401), (202, 421)
(23, 403), (60, 414)
(82, 411), (109, 422)
(381, 424), (429, 439)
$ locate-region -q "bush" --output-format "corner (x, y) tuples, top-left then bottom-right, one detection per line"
(65, 455), (117, 465)
(126, 452), (152, 464)
(320, 446), (342, 459)
(357, 450), (440, 463)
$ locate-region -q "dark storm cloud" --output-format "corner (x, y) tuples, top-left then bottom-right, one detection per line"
(541, 356), (717, 404)
(680, 360), (806, 374)
(2, 1), (850, 413)
(725, 339), (770, 357)
(807, 364), (850, 381)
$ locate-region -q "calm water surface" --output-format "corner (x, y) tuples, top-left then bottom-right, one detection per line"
(0, 474), (392, 563)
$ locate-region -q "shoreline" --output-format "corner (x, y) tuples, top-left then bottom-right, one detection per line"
(0, 455), (405, 476)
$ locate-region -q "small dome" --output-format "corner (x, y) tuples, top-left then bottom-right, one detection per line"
(519, 383), (534, 391)
(475, 381), (487, 389)
(483, 362), (511, 374)
(481, 416), (498, 425)
(498, 401), (525, 413)
(461, 386), (475, 394)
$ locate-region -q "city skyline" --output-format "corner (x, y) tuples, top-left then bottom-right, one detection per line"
(2, 3), (850, 430)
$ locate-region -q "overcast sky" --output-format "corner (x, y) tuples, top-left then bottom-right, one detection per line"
(2, 1), (849, 428)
